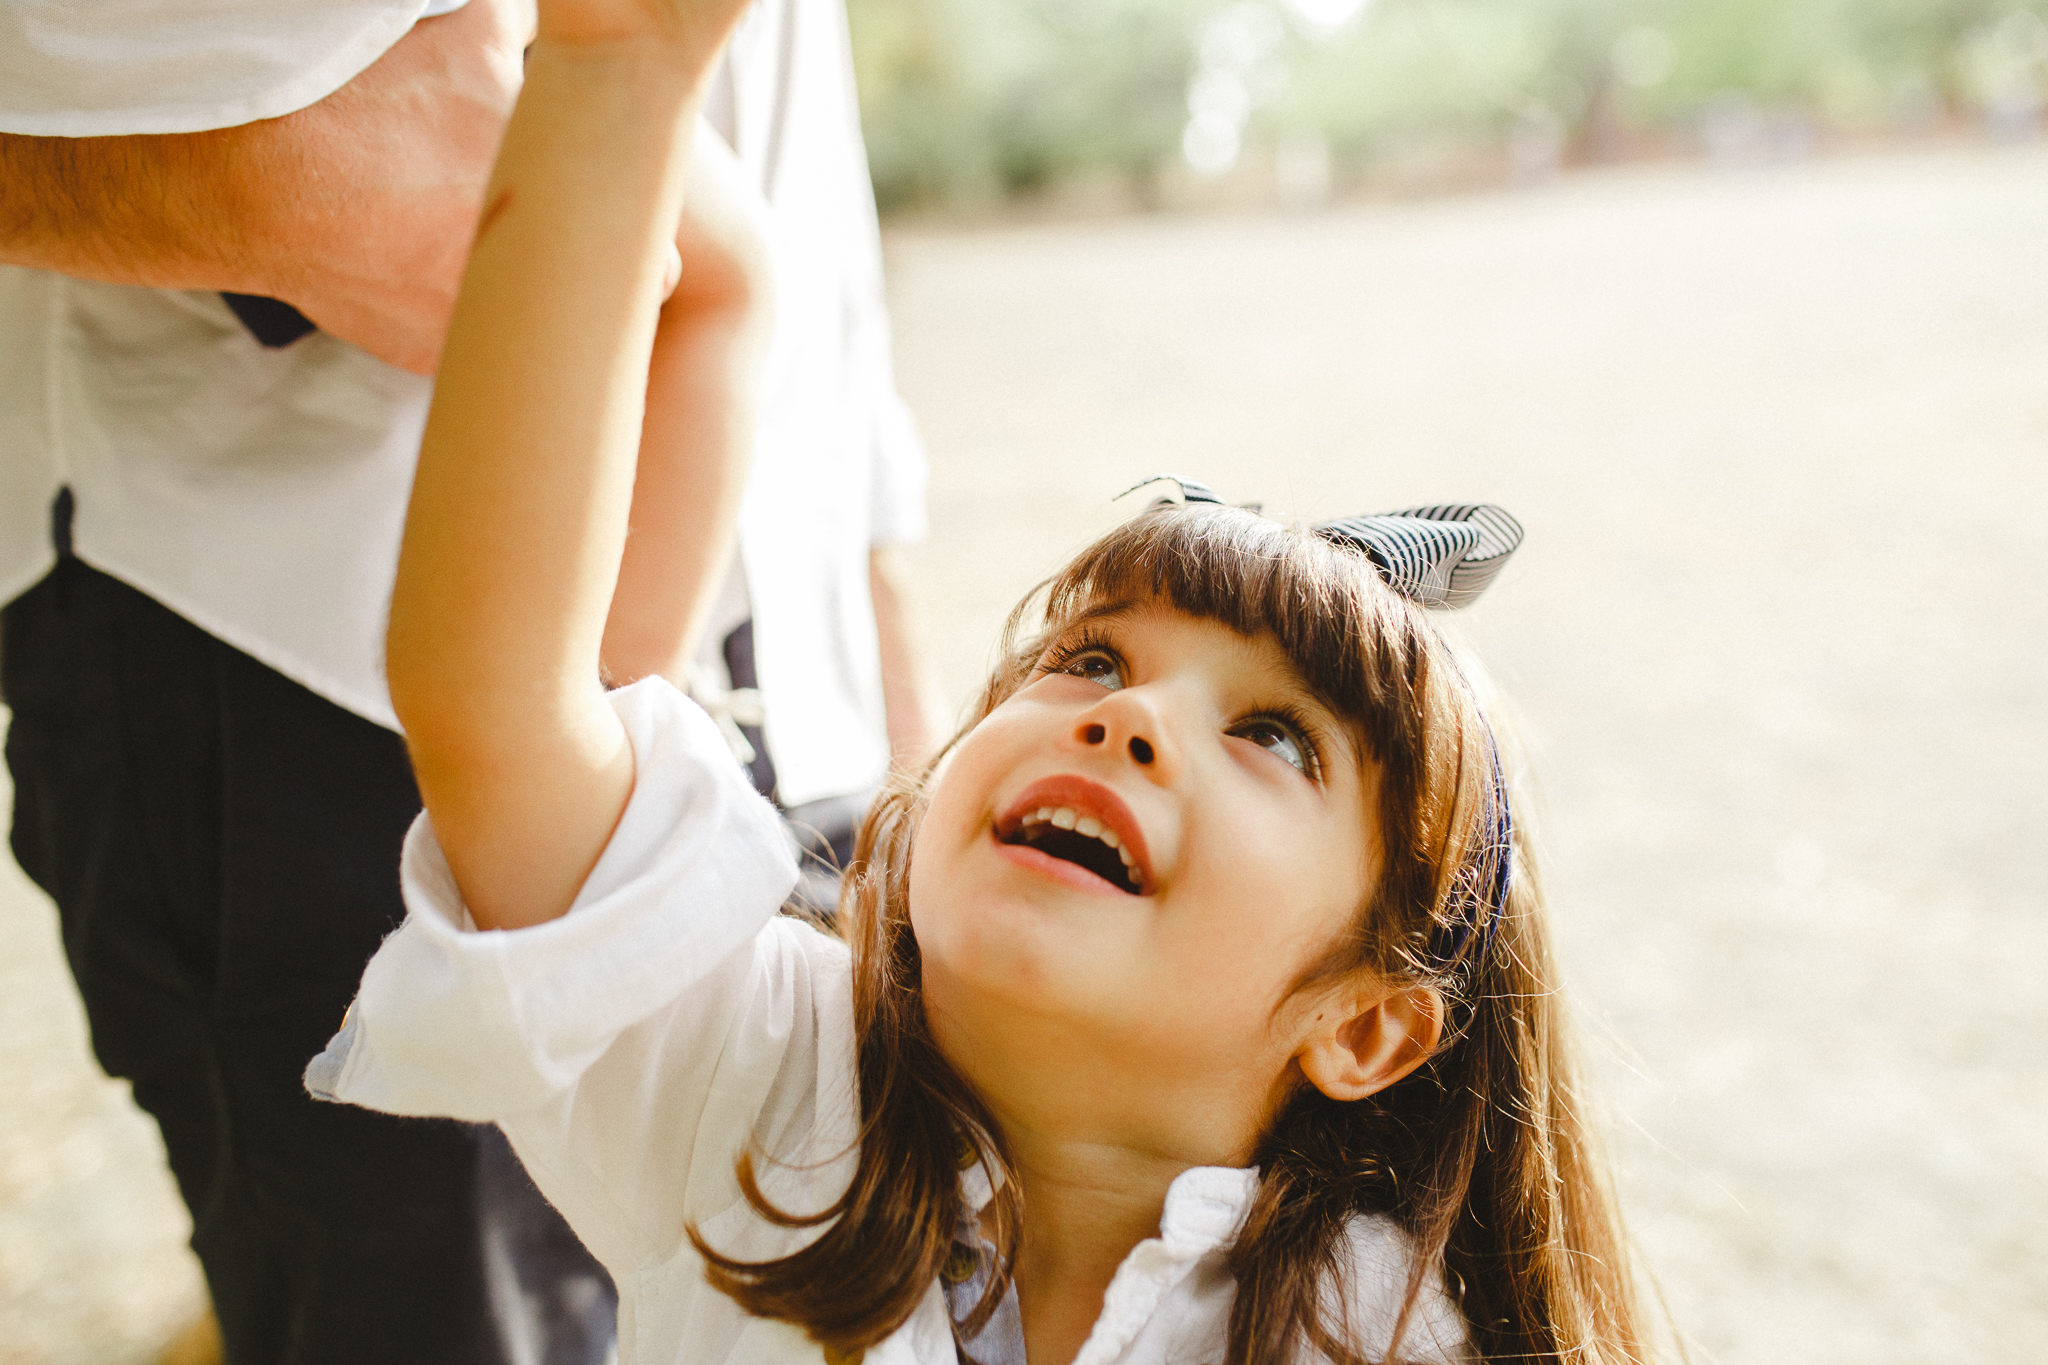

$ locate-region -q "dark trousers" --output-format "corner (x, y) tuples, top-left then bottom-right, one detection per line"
(2, 552), (616, 1365)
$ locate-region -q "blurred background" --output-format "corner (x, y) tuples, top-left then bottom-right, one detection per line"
(3, 1), (2045, 1362)
(850, 0), (2048, 210)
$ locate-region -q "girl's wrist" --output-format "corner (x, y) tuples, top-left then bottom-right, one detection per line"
(513, 42), (713, 184)
(531, 3), (743, 73)
(522, 35), (711, 110)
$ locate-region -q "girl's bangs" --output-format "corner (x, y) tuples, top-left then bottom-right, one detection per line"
(1027, 505), (1398, 728)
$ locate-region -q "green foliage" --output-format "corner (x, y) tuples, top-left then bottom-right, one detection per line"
(851, 0), (1216, 205)
(847, 0), (2048, 208)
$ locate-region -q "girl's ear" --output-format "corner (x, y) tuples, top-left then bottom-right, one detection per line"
(1297, 982), (1444, 1103)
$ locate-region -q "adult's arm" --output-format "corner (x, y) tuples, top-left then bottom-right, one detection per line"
(0, 0), (528, 375)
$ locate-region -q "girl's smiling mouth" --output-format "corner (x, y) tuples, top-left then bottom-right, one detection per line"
(992, 776), (1153, 895)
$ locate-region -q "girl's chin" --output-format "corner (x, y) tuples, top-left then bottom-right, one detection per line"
(921, 900), (1130, 1010)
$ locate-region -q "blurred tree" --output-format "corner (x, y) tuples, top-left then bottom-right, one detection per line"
(846, 0), (2048, 209)
(851, 0), (1214, 206)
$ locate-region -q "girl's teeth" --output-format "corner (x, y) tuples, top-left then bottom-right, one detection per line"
(1014, 802), (1132, 877)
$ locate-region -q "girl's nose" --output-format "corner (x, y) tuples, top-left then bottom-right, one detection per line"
(1075, 702), (1167, 773)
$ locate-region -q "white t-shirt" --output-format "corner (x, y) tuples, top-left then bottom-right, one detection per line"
(304, 679), (1472, 1365)
(0, 0), (926, 806)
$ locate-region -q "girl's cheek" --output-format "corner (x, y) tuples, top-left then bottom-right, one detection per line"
(923, 742), (961, 793)
(1196, 806), (1341, 950)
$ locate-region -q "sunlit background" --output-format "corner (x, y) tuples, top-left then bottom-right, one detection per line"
(850, 0), (2048, 209)
(3, 2), (2045, 1362)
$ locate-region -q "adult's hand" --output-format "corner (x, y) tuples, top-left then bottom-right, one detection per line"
(0, 0), (530, 374)
(272, 0), (530, 371)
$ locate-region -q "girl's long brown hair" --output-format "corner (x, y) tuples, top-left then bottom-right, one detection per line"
(690, 506), (1644, 1363)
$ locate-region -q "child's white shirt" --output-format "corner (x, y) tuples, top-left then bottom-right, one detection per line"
(305, 678), (1471, 1364)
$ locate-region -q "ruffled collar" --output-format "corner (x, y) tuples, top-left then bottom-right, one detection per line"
(942, 1163), (1261, 1364)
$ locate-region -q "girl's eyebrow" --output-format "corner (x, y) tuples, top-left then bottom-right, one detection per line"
(1037, 599), (1145, 653)
(1060, 599), (1141, 632)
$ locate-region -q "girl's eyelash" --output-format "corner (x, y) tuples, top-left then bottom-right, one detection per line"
(1038, 626), (1120, 677)
(1241, 703), (1326, 781)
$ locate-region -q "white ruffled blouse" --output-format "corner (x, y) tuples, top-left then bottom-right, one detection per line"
(305, 678), (1470, 1364)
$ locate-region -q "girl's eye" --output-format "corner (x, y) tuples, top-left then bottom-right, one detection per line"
(1231, 716), (1315, 777)
(1061, 649), (1125, 691)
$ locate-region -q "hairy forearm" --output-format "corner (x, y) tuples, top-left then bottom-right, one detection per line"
(0, 128), (266, 289)
(0, 0), (527, 373)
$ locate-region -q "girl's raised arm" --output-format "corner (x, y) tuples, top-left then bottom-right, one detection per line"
(385, 0), (756, 931)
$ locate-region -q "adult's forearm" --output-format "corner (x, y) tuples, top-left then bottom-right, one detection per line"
(0, 0), (528, 373)
(0, 129), (265, 290)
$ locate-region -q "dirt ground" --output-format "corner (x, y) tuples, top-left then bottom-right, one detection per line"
(3, 142), (2044, 1363)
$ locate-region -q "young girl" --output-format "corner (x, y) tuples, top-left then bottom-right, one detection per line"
(306, 1), (1644, 1361)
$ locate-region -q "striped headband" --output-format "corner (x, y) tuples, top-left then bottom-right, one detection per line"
(1120, 474), (1519, 975)
(1121, 474), (1525, 612)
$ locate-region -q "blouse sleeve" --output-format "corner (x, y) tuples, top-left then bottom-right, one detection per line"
(305, 677), (860, 1271)
(0, 1), (444, 136)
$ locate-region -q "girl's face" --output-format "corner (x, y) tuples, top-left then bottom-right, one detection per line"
(911, 601), (1380, 1145)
